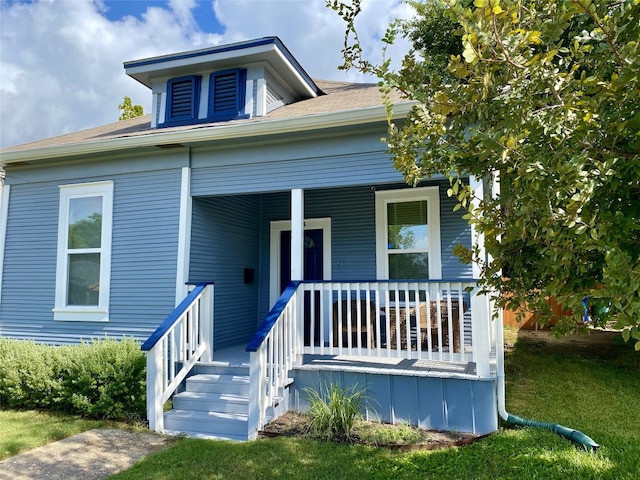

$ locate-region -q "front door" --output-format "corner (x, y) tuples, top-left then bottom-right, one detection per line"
(278, 228), (324, 293)
(269, 218), (332, 345)
(280, 229), (323, 345)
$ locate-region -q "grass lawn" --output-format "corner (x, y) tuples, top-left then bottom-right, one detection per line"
(2, 328), (638, 479)
(0, 410), (116, 460)
(108, 329), (639, 480)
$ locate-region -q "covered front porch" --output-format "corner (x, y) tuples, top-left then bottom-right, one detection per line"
(142, 181), (499, 440)
(142, 276), (499, 440)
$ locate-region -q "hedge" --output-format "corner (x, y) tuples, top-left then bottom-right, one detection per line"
(0, 337), (146, 420)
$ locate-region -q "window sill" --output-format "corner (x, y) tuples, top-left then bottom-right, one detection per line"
(52, 308), (109, 322)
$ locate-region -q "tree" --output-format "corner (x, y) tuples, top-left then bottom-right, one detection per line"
(118, 96), (144, 121)
(330, 0), (640, 349)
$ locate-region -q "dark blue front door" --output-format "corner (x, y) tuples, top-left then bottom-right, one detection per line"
(280, 229), (324, 345)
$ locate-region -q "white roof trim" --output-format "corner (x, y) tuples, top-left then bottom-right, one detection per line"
(1, 102), (414, 165)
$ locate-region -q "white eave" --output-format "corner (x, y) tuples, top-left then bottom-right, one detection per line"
(0, 103), (414, 165)
(124, 36), (319, 100)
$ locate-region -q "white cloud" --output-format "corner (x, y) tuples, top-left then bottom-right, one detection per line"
(0, 0), (410, 148)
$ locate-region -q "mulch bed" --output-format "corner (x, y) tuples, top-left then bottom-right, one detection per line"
(259, 411), (485, 451)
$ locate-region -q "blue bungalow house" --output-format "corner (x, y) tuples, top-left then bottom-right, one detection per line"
(0, 37), (503, 441)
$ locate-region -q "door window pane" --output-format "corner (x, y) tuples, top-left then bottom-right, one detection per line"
(67, 253), (100, 306)
(387, 201), (428, 250)
(68, 196), (102, 249)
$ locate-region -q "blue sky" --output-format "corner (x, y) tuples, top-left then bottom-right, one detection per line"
(0, 0), (411, 148)
(102, 0), (224, 33)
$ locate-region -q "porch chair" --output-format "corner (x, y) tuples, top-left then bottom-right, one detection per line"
(420, 300), (463, 353)
(332, 299), (377, 349)
(385, 300), (463, 353)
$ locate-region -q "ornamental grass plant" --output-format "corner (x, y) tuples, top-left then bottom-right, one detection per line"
(304, 382), (367, 441)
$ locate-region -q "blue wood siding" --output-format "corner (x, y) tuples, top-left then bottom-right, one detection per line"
(290, 368), (498, 435)
(190, 129), (412, 196)
(0, 167), (183, 344)
(253, 182), (471, 321)
(189, 195), (261, 349)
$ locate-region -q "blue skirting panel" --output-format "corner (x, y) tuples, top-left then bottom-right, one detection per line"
(289, 369), (497, 435)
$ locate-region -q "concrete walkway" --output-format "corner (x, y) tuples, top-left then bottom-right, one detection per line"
(0, 429), (171, 480)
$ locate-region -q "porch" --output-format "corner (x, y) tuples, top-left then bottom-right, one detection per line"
(141, 279), (499, 441)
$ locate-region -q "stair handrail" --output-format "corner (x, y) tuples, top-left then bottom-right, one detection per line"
(142, 282), (214, 432)
(246, 281), (302, 439)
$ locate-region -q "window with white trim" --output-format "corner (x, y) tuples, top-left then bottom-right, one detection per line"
(54, 181), (113, 321)
(375, 187), (442, 280)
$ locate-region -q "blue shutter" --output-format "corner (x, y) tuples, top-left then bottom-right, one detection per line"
(170, 80), (194, 118)
(164, 76), (201, 125)
(208, 69), (247, 120)
(213, 72), (238, 113)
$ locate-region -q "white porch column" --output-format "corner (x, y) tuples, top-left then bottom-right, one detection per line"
(175, 166), (192, 305)
(469, 175), (491, 376)
(291, 189), (304, 281)
(0, 182), (9, 305)
(469, 175), (485, 280)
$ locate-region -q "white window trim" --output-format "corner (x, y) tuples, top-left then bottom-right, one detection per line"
(53, 181), (113, 322)
(375, 186), (442, 280)
(269, 218), (332, 306)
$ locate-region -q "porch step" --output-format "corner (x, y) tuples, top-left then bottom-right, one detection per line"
(163, 410), (248, 441)
(186, 374), (251, 395)
(163, 368), (251, 441)
(194, 363), (249, 377)
(172, 391), (249, 414)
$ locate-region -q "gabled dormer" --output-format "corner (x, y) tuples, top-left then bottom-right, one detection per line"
(124, 37), (321, 128)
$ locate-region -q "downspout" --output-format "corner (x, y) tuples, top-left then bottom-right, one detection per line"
(487, 171), (598, 451)
(495, 307), (600, 451)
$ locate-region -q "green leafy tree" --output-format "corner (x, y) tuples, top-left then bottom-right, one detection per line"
(330, 0), (640, 349)
(118, 96), (144, 121)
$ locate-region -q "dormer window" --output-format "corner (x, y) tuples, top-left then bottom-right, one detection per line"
(209, 69), (248, 121)
(125, 37), (321, 129)
(165, 76), (201, 124)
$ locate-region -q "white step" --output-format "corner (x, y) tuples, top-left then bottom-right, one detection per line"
(164, 410), (248, 440)
(172, 391), (249, 414)
(186, 374), (250, 395)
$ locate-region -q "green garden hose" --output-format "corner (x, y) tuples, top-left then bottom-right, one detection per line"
(505, 413), (600, 451)
(495, 310), (600, 452)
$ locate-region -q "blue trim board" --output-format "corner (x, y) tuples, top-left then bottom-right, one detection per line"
(246, 281), (302, 352)
(141, 282), (214, 351)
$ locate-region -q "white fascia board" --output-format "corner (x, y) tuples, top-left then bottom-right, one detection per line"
(272, 48), (317, 99)
(1, 102), (415, 165)
(127, 44), (282, 88)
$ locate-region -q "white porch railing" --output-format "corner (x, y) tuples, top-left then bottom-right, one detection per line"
(141, 282), (214, 432)
(246, 281), (301, 440)
(300, 280), (494, 371)
(246, 279), (496, 438)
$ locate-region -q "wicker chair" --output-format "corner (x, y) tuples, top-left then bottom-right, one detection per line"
(332, 299), (376, 348)
(420, 300), (462, 353)
(385, 300), (463, 353)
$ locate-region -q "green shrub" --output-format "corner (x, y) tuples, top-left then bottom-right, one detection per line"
(0, 337), (146, 420)
(304, 382), (367, 441)
(0, 339), (62, 409)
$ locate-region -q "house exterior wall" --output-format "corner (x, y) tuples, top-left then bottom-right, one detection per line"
(255, 184), (473, 316)
(189, 127), (408, 196)
(0, 127), (472, 346)
(189, 195), (261, 349)
(0, 152), (186, 343)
